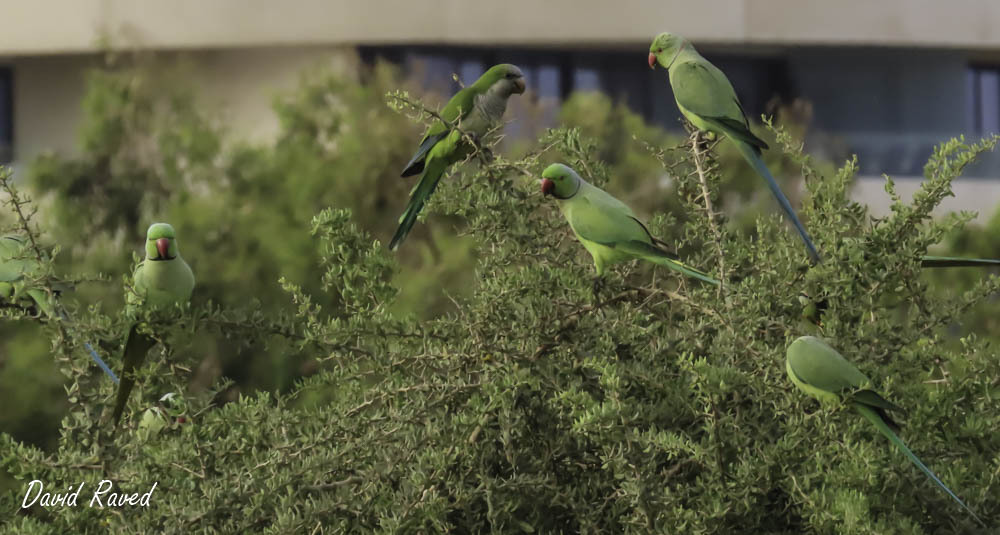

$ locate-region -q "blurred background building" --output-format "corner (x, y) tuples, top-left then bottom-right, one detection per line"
(2, 0), (1000, 217)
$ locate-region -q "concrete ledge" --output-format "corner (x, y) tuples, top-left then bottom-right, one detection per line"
(1, 0), (999, 55)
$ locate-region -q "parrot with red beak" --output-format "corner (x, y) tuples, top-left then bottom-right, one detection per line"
(113, 223), (195, 426)
(649, 31), (820, 264)
(540, 163), (718, 290)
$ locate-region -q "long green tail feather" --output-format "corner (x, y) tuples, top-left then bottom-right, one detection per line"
(112, 324), (157, 426)
(390, 159), (447, 251)
(643, 255), (720, 286)
(634, 247), (720, 286)
(733, 141), (821, 264)
(921, 256), (1000, 268)
(611, 239), (719, 285)
(854, 404), (985, 527)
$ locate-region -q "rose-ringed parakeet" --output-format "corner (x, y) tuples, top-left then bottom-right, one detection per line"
(785, 336), (984, 526)
(540, 163), (718, 287)
(649, 32), (820, 264)
(112, 223), (195, 426)
(390, 63), (526, 250)
(0, 235), (118, 383)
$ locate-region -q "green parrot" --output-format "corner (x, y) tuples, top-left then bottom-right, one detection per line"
(0, 235), (119, 383)
(112, 223), (195, 426)
(390, 63), (526, 250)
(786, 336), (984, 526)
(649, 32), (820, 264)
(540, 163), (718, 287)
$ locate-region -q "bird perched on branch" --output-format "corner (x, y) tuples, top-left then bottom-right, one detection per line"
(391, 63), (526, 250)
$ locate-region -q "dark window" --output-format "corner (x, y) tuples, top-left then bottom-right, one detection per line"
(0, 67), (11, 163)
(968, 65), (1000, 134)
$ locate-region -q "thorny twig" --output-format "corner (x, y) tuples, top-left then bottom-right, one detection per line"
(689, 130), (728, 298)
(0, 171), (45, 263)
(0, 170), (76, 346)
(530, 290), (634, 360)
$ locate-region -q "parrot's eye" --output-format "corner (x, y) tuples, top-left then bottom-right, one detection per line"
(657, 48), (663, 54)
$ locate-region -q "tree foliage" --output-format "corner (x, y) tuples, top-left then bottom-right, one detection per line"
(1, 56), (999, 534)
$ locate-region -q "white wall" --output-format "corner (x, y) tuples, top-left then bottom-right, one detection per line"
(7, 45), (353, 169)
(1, 0), (1000, 55)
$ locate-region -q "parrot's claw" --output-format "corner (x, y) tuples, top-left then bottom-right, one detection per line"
(691, 130), (714, 152)
(591, 277), (606, 303)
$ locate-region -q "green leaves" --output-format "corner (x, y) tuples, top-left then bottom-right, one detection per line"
(2, 58), (1000, 533)
(311, 207), (397, 316)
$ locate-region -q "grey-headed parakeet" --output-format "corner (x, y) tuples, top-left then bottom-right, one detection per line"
(786, 336), (984, 526)
(112, 223), (195, 425)
(391, 63), (526, 250)
(540, 163), (717, 286)
(649, 32), (820, 264)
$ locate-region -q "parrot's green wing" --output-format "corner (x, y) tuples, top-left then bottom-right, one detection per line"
(786, 337), (870, 395)
(400, 87), (478, 177)
(921, 256), (1000, 268)
(851, 389), (903, 414)
(670, 61), (767, 150)
(567, 193), (648, 246)
(112, 323), (157, 426)
(669, 61), (820, 263)
(567, 193), (718, 285)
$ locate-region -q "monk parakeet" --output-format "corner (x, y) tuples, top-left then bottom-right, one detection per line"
(649, 32), (820, 264)
(112, 223), (195, 426)
(0, 235), (118, 383)
(540, 163), (718, 287)
(390, 63), (526, 250)
(786, 336), (984, 526)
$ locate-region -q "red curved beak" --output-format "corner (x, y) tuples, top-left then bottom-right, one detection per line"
(541, 178), (555, 196)
(156, 238), (170, 260)
(648, 52), (658, 69)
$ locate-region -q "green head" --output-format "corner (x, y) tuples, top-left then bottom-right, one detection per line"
(540, 163), (582, 200)
(144, 223), (180, 261)
(648, 32), (688, 70)
(476, 64), (526, 95)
